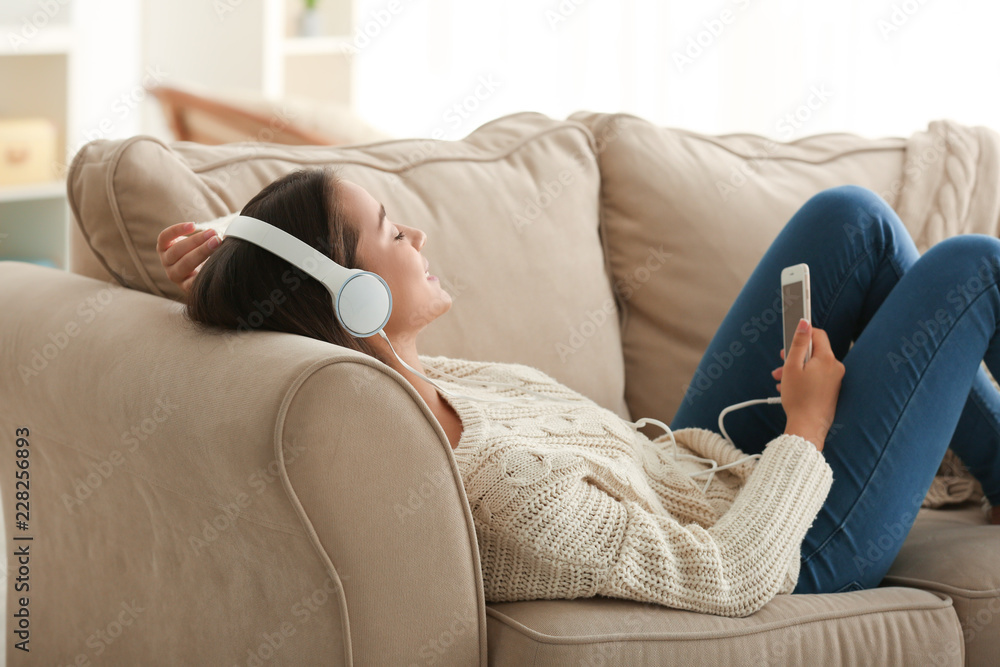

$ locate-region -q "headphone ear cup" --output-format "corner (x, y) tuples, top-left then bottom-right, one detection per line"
(335, 272), (392, 337)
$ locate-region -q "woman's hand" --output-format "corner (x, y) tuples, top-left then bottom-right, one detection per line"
(770, 319), (845, 451)
(156, 222), (220, 295)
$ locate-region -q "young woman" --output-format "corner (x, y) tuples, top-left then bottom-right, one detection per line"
(158, 167), (1000, 616)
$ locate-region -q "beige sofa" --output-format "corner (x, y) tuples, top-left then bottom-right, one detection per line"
(3, 111), (998, 666)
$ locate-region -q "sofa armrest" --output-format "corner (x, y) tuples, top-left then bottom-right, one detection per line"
(0, 262), (485, 666)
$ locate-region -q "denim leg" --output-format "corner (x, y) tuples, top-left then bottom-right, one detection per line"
(670, 184), (918, 450)
(818, 187), (1000, 507)
(669, 185), (1000, 507)
(793, 233), (1000, 593)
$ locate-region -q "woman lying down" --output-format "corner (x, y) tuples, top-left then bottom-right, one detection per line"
(156, 167), (1000, 618)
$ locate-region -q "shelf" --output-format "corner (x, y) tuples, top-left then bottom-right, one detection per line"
(0, 180), (65, 203)
(283, 35), (354, 55)
(0, 24), (75, 56)
(0, 9), (77, 274)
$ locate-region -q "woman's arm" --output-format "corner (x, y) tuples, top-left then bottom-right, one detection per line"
(473, 432), (833, 617)
(773, 320), (845, 453)
(156, 222), (220, 294)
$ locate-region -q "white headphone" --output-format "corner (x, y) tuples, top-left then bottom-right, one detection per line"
(223, 213), (778, 492)
(224, 214), (392, 337)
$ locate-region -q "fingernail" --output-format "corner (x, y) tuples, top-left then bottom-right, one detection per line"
(797, 318), (809, 332)
(184, 222), (194, 231)
(208, 236), (221, 249)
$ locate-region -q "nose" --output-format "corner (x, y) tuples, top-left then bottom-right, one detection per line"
(414, 226), (427, 250)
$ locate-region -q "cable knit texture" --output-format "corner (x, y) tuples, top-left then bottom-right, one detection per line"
(888, 119), (999, 519)
(420, 354), (835, 618)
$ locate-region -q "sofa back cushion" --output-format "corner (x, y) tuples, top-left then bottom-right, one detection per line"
(67, 112), (630, 418)
(569, 111), (908, 426)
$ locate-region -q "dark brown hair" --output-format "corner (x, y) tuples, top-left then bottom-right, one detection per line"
(184, 167), (388, 365)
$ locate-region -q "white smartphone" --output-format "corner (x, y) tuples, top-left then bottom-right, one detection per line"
(781, 263), (812, 363)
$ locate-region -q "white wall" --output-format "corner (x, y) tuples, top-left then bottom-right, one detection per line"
(351, 0), (1000, 141)
(68, 0), (143, 153)
(138, 0), (273, 142)
(128, 0), (1000, 143)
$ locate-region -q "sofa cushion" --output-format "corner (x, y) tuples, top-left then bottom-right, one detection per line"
(568, 111), (908, 426)
(883, 502), (1000, 667)
(485, 586), (962, 665)
(66, 112), (630, 417)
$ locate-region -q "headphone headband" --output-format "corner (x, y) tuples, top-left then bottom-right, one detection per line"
(222, 215), (392, 338)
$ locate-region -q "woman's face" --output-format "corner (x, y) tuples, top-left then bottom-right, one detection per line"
(340, 179), (452, 337)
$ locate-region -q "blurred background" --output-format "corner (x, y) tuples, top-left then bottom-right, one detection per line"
(3, 0), (999, 273)
(4, 0), (1000, 166)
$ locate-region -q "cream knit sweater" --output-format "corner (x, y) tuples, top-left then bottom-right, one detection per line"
(420, 354), (836, 618)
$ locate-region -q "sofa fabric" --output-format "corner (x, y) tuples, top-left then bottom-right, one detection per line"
(0, 261), (488, 666)
(485, 587), (962, 666)
(66, 112), (631, 420)
(881, 502), (1000, 667)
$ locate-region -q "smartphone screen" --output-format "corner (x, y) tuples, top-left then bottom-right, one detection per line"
(782, 280), (806, 357)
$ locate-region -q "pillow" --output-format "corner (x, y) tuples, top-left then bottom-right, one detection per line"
(67, 111), (630, 418)
(151, 80), (394, 146)
(214, 88), (395, 145)
(568, 111), (908, 426)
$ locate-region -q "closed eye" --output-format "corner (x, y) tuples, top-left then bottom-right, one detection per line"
(394, 230), (406, 241)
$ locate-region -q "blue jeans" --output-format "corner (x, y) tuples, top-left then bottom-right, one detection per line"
(669, 185), (1000, 595)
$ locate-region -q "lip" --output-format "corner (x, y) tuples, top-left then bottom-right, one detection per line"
(427, 274), (438, 281)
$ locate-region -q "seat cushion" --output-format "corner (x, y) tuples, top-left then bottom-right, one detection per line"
(485, 586), (962, 666)
(66, 111), (630, 417)
(567, 110), (908, 427)
(883, 502), (1000, 667)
